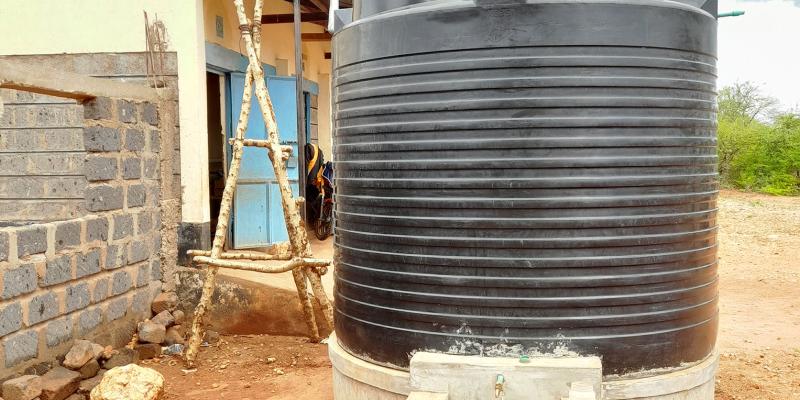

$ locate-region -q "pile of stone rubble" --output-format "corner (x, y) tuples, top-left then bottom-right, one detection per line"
(0, 292), (187, 400)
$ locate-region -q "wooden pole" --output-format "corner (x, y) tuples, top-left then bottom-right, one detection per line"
(185, 0), (265, 368)
(294, 0), (308, 222)
(185, 0), (335, 368)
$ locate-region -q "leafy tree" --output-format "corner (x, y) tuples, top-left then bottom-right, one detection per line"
(718, 81), (779, 123)
(717, 83), (800, 195)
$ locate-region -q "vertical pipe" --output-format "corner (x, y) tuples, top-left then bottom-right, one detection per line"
(294, 0), (307, 220)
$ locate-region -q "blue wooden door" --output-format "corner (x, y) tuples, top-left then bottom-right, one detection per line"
(229, 73), (299, 248)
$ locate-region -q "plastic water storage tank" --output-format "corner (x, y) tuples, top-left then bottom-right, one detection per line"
(332, 0), (718, 378)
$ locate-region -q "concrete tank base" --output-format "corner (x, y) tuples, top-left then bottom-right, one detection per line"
(329, 333), (718, 400)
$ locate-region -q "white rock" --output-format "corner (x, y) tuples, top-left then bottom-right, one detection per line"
(90, 364), (164, 400)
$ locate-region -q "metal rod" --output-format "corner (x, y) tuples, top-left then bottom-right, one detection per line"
(718, 10), (745, 18)
(294, 0), (308, 222)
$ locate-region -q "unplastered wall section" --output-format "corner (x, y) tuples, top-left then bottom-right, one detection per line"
(0, 0), (209, 226)
(0, 53), (182, 291)
(0, 96), (163, 376)
(0, 92), (86, 222)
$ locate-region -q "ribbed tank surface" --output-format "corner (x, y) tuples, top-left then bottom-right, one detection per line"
(332, 0), (719, 375)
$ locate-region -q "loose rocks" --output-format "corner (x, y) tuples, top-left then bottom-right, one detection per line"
(63, 341), (96, 370)
(150, 292), (177, 314)
(137, 321), (165, 344)
(40, 366), (81, 400)
(2, 375), (42, 400)
(150, 311), (174, 328)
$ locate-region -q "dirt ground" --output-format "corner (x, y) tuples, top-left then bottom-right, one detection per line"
(147, 190), (800, 399)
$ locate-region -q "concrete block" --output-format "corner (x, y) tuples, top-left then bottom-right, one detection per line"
(45, 315), (73, 348)
(127, 184), (146, 208)
(42, 255), (73, 287)
(122, 157), (141, 180)
(28, 291), (60, 325)
(104, 244), (126, 270)
(54, 221), (81, 251)
(111, 270), (132, 296)
(84, 156), (118, 181)
(85, 216), (109, 243)
(26, 153), (84, 175)
(148, 129), (160, 152)
(76, 249), (101, 278)
(0, 231), (8, 261)
(136, 211), (152, 234)
(85, 185), (123, 212)
(105, 296), (128, 322)
(76, 307), (102, 336)
(135, 263), (149, 288)
(83, 126), (120, 152)
(2, 263), (37, 299)
(117, 99), (137, 123)
(150, 259), (162, 282)
(16, 225), (47, 258)
(0, 302), (22, 336)
(113, 214), (133, 240)
(141, 102), (158, 126)
(131, 287), (151, 313)
(3, 330), (38, 368)
(143, 156), (158, 179)
(65, 282), (90, 313)
(92, 277), (110, 303)
(409, 352), (602, 400)
(124, 128), (145, 151)
(83, 97), (114, 120)
(127, 240), (149, 264)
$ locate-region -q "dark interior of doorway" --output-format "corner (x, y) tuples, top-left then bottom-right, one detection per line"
(207, 72), (225, 244)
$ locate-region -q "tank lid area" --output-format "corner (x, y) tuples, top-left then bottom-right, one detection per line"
(352, 0), (433, 19)
(350, 0), (717, 20)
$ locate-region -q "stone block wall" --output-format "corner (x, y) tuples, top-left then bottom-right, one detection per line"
(0, 91), (86, 222)
(0, 53), (182, 290)
(0, 96), (163, 377)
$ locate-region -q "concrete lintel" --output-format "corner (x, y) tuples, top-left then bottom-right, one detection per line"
(0, 57), (160, 102)
(410, 352), (602, 400)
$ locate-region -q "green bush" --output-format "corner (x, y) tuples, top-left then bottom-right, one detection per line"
(717, 113), (800, 195)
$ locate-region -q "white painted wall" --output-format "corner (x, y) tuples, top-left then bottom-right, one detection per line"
(0, 0), (211, 224)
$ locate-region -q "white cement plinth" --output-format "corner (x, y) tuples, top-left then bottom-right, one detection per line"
(410, 351), (602, 399)
(329, 333), (718, 400)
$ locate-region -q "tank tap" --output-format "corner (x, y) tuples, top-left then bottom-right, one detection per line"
(494, 373), (505, 399)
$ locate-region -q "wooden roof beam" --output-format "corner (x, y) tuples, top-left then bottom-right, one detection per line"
(261, 11), (328, 24)
(301, 32), (332, 41)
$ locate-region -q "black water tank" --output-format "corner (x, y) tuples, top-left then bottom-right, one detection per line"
(332, 0), (719, 375)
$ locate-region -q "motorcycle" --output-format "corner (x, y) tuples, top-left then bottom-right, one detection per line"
(305, 144), (334, 240)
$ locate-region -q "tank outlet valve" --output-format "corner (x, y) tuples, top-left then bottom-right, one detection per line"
(495, 374), (506, 399)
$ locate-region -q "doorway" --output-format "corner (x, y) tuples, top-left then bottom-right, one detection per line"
(206, 71), (227, 245)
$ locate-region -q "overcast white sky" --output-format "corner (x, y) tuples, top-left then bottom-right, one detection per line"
(717, 0), (800, 111)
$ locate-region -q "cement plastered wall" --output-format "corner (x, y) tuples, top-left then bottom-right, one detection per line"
(204, 0), (335, 158)
(0, 94), (165, 377)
